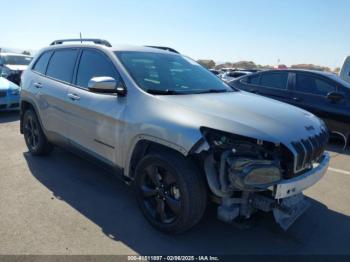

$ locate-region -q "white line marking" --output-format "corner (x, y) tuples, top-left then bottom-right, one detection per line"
(328, 167), (350, 175)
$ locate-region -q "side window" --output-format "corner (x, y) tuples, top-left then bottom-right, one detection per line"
(260, 72), (288, 89)
(76, 49), (120, 88)
(46, 49), (79, 83)
(244, 74), (260, 85)
(295, 74), (335, 96)
(32, 51), (53, 75)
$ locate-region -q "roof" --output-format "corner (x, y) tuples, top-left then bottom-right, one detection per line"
(263, 68), (336, 77)
(41, 43), (180, 55)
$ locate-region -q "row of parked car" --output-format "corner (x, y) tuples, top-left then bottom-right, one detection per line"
(0, 52), (33, 111)
(210, 68), (256, 83)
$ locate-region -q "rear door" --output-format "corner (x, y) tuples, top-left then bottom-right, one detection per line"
(34, 49), (79, 139)
(65, 48), (126, 165)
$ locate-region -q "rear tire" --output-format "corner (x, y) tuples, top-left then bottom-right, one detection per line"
(23, 109), (53, 155)
(135, 150), (207, 234)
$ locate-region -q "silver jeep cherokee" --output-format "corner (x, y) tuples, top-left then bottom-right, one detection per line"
(20, 39), (330, 234)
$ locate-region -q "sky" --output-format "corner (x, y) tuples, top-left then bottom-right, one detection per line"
(0, 0), (348, 69)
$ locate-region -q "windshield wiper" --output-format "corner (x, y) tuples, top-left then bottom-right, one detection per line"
(194, 89), (229, 94)
(146, 89), (185, 95)
(146, 88), (230, 95)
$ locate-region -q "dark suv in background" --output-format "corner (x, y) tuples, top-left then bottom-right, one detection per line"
(229, 70), (350, 146)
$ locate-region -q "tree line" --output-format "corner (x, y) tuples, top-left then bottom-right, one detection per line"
(197, 59), (340, 73)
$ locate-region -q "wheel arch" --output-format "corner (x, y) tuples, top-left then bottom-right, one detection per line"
(126, 137), (203, 180)
(20, 99), (44, 135)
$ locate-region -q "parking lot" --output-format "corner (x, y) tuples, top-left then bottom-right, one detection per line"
(1, 111), (350, 255)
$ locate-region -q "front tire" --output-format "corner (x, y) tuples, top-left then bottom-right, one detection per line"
(23, 109), (53, 155)
(135, 151), (207, 234)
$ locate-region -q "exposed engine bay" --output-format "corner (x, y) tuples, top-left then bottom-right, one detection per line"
(196, 127), (328, 230)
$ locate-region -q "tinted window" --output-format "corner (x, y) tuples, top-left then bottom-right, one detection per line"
(33, 51), (52, 74)
(250, 74), (260, 85)
(2, 55), (32, 65)
(296, 74), (335, 96)
(76, 49), (120, 88)
(260, 72), (288, 89)
(46, 49), (78, 83)
(241, 74), (260, 85)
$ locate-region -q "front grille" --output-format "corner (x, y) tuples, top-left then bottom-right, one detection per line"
(292, 129), (329, 172)
(0, 91), (7, 97)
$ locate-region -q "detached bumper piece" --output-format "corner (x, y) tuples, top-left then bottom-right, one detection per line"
(217, 153), (329, 230)
(218, 193), (310, 231)
(272, 194), (310, 230)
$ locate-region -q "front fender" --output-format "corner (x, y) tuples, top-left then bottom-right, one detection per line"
(123, 127), (203, 177)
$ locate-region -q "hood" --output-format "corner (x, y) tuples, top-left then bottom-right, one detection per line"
(0, 77), (20, 91)
(4, 64), (28, 71)
(157, 91), (325, 145)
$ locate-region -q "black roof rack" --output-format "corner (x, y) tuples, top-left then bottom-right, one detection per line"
(145, 46), (179, 54)
(50, 39), (112, 47)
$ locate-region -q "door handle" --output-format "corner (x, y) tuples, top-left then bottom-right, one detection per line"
(292, 97), (301, 102)
(33, 82), (43, 88)
(67, 93), (80, 101)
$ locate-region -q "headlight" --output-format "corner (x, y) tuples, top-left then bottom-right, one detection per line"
(201, 127), (283, 190)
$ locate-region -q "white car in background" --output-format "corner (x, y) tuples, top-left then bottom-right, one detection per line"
(0, 53), (33, 85)
(221, 70), (252, 83)
(0, 77), (20, 111)
(340, 56), (350, 84)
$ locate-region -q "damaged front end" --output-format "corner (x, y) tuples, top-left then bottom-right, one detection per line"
(195, 127), (329, 230)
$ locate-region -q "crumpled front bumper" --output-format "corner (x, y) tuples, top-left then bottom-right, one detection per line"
(273, 152), (330, 199)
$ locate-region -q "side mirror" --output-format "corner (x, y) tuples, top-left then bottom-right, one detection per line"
(326, 91), (345, 103)
(88, 76), (126, 96)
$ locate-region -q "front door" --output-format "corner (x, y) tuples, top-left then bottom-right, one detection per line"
(65, 48), (126, 165)
(290, 72), (346, 135)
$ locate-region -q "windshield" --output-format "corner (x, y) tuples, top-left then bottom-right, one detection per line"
(116, 51), (233, 94)
(2, 55), (32, 65)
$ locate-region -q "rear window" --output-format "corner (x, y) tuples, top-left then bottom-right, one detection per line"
(46, 49), (79, 83)
(260, 72), (288, 89)
(241, 74), (260, 85)
(33, 51), (53, 75)
(2, 55), (32, 65)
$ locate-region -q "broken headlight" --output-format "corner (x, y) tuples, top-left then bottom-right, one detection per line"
(201, 127), (282, 191)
